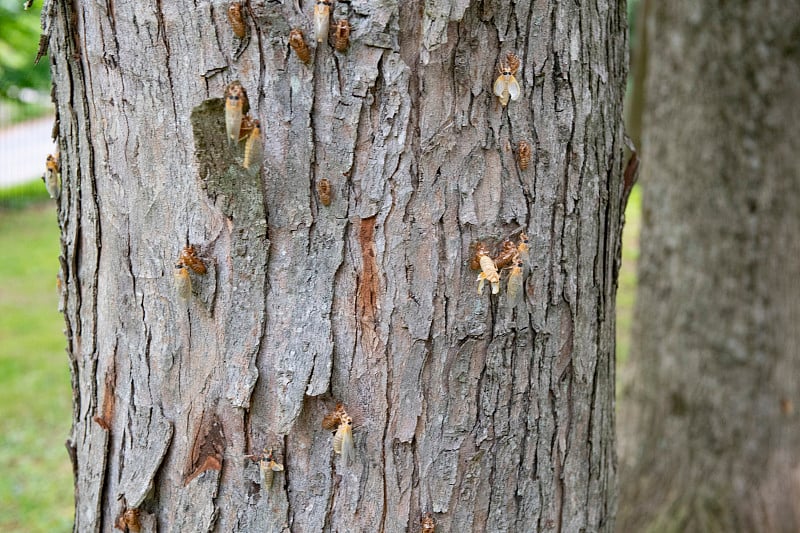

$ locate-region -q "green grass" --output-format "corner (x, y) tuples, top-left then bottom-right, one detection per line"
(616, 184), (641, 364)
(0, 179), (51, 209)
(0, 196), (73, 532)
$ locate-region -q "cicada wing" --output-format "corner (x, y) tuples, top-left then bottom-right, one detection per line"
(340, 425), (355, 466)
(44, 169), (60, 199)
(243, 128), (263, 169)
(314, 4), (330, 43)
(506, 268), (523, 308)
(333, 425), (344, 454)
(174, 266), (192, 300)
(507, 76), (521, 101)
(225, 102), (243, 144)
(493, 76), (508, 98)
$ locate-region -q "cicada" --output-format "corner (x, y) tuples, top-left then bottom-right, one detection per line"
(492, 240), (518, 270)
(317, 178), (332, 206)
(259, 449), (284, 492)
(314, 0), (332, 43)
(506, 259), (524, 308)
(333, 414), (355, 466)
(333, 19), (350, 52)
(517, 140), (531, 170)
(289, 29), (311, 63)
(493, 57), (521, 107)
(43, 153), (60, 200)
(476, 253), (500, 295)
(227, 2), (247, 39)
(421, 512), (436, 533)
(243, 119), (262, 170)
(224, 81), (249, 145)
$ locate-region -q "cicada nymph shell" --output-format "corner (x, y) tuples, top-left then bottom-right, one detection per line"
(179, 245), (207, 275)
(322, 402), (346, 430)
(227, 2), (247, 38)
(492, 240), (518, 270)
(317, 178), (332, 206)
(505, 52), (521, 76)
(421, 512), (436, 533)
(289, 29), (311, 63)
(517, 140), (531, 171)
(333, 19), (350, 52)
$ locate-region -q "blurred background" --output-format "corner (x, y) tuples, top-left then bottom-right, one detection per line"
(0, 1), (73, 531)
(0, 2), (642, 532)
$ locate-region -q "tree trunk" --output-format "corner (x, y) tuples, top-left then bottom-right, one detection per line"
(49, 0), (627, 530)
(618, 2), (800, 532)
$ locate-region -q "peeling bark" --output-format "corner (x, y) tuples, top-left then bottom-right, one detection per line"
(50, 0), (627, 530)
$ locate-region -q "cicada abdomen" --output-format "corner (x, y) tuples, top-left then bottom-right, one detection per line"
(243, 120), (262, 170)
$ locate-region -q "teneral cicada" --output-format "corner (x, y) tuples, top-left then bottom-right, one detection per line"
(493, 55), (521, 107)
(224, 81), (249, 145)
(259, 449), (284, 492)
(313, 0), (332, 43)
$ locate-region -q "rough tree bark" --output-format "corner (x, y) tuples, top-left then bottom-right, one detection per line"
(618, 2), (800, 532)
(48, 0), (627, 530)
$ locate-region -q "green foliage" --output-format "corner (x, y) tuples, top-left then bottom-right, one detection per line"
(0, 178), (51, 209)
(0, 203), (73, 532)
(0, 0), (51, 107)
(616, 184), (641, 364)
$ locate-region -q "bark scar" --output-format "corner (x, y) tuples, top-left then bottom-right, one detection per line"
(357, 216), (380, 329)
(184, 413), (225, 485)
(94, 355), (117, 430)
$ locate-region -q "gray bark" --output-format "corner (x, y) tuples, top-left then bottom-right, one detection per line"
(618, 2), (800, 532)
(49, 0), (627, 531)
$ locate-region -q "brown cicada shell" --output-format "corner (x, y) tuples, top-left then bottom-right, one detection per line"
(289, 29), (311, 63)
(317, 178), (332, 206)
(493, 240), (518, 270)
(517, 140), (531, 171)
(178, 245), (207, 275)
(470, 242), (489, 271)
(421, 512), (436, 533)
(505, 52), (521, 75)
(227, 2), (247, 39)
(322, 402), (345, 430)
(333, 19), (350, 52)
